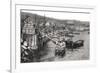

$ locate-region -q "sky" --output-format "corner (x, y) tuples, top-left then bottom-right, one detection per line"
(21, 10), (91, 21)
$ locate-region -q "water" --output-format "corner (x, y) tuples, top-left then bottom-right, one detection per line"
(40, 31), (89, 62)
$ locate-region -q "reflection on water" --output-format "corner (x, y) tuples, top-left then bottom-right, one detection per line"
(40, 31), (89, 62)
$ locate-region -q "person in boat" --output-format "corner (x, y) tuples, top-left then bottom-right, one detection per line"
(55, 39), (66, 58)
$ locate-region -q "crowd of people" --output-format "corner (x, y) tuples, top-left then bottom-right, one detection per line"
(21, 39), (39, 63)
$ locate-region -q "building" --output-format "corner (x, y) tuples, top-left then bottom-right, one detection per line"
(22, 16), (38, 50)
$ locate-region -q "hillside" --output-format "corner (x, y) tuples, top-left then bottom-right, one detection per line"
(21, 12), (89, 27)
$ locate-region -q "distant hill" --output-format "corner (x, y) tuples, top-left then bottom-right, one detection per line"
(21, 12), (89, 27)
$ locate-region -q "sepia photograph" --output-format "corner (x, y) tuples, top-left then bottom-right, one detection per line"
(20, 9), (90, 63)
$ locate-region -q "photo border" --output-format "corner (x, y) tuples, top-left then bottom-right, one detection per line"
(11, 3), (96, 73)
